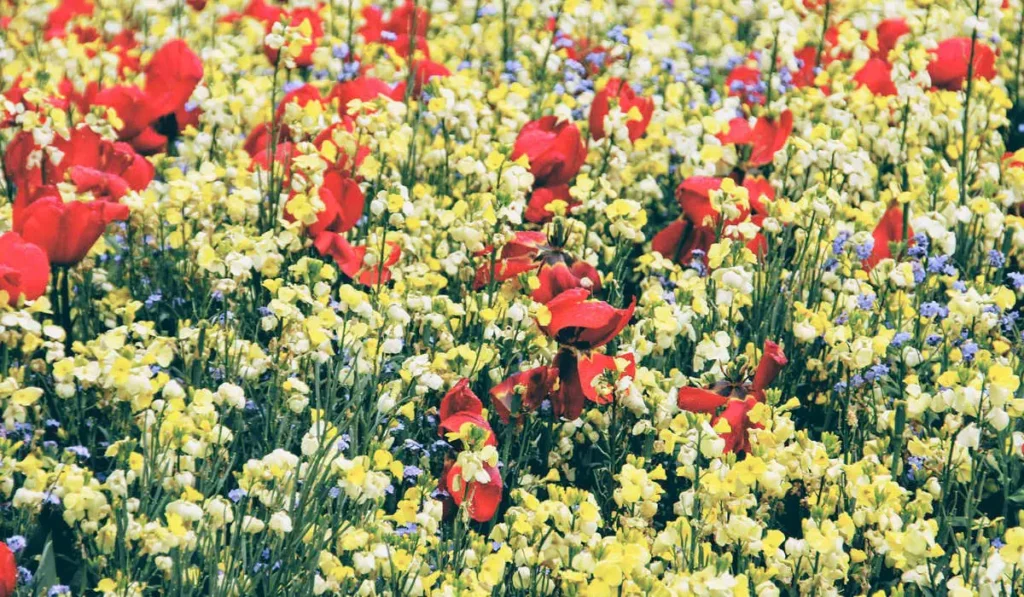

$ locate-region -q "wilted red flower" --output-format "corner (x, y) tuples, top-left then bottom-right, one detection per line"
(490, 366), (557, 423)
(314, 234), (401, 286)
(438, 379), (497, 446)
(14, 196), (130, 266)
(865, 204), (912, 270)
(853, 58), (897, 96)
(927, 38), (996, 91)
(532, 260), (601, 305)
(512, 116), (587, 188)
(445, 463), (502, 522)
(525, 184), (579, 223)
(0, 542), (14, 597)
(0, 232), (50, 304)
(538, 288), (635, 350)
(589, 78), (654, 142)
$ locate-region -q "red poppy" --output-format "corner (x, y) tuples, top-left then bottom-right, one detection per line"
(532, 260), (601, 305)
(853, 58), (897, 96)
(511, 116), (587, 188)
(927, 38), (996, 91)
(525, 184), (579, 223)
(864, 204), (912, 270)
(445, 463), (502, 522)
(873, 18), (910, 61)
(14, 196), (129, 266)
(313, 233), (401, 286)
(330, 76), (397, 116)
(589, 78), (654, 142)
(490, 366), (557, 423)
(539, 288), (635, 350)
(264, 7), (324, 68)
(0, 542), (14, 597)
(437, 379), (497, 446)
(0, 232), (50, 304)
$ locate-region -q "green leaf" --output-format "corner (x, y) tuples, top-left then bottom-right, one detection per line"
(34, 536), (58, 597)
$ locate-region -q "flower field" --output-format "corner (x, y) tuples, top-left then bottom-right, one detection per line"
(2, 0), (1024, 594)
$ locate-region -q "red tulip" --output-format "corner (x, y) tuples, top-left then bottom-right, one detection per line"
(747, 110), (793, 167)
(45, 0), (93, 39)
(577, 351), (636, 404)
(532, 260), (601, 305)
(314, 120), (369, 177)
(511, 116), (586, 188)
(330, 77), (397, 116)
(287, 170), (364, 237)
(752, 340), (787, 397)
(874, 18), (910, 61)
(717, 396), (759, 453)
(445, 463), (502, 522)
(718, 112), (793, 167)
(725, 64), (764, 105)
(853, 58), (897, 96)
(676, 387), (729, 413)
(927, 38), (996, 91)
(589, 78), (654, 142)
(0, 542), (15, 597)
(392, 59), (451, 98)
(14, 196), (130, 266)
(264, 7), (324, 68)
(489, 366), (556, 423)
(313, 234), (401, 286)
(791, 46), (820, 89)
(437, 379), (496, 446)
(865, 204), (912, 270)
(0, 232), (50, 304)
(525, 184), (579, 223)
(360, 1), (430, 42)
(676, 176), (725, 227)
(93, 85), (160, 140)
(538, 288), (634, 350)
(145, 39), (204, 119)
(472, 231), (547, 289)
